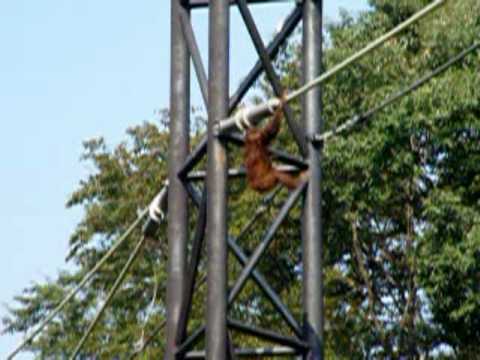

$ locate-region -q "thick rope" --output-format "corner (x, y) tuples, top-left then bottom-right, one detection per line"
(7, 183), (169, 359)
(128, 276), (207, 359)
(132, 259), (161, 353)
(69, 234), (147, 359)
(285, 0), (446, 103)
(130, 187), (282, 358)
(6, 208), (148, 360)
(215, 0), (446, 134)
(314, 42), (480, 144)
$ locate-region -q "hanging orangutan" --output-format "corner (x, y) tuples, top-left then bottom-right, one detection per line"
(244, 97), (306, 192)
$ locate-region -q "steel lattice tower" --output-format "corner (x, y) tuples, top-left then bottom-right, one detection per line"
(166, 0), (323, 358)
(9, 1), (475, 358)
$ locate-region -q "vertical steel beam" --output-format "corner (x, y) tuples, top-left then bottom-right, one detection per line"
(175, 186), (207, 346)
(167, 0), (190, 358)
(301, 0), (323, 358)
(206, 0), (230, 358)
(177, 6), (301, 182)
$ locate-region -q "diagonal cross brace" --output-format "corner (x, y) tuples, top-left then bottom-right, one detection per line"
(229, 4), (302, 110)
(178, 2), (209, 108)
(176, 180), (308, 355)
(227, 237), (303, 338)
(176, 5), (303, 179)
(227, 180), (308, 304)
(185, 185), (302, 337)
(236, 0), (307, 156)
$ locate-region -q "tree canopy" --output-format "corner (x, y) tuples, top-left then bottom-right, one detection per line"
(3, 0), (479, 358)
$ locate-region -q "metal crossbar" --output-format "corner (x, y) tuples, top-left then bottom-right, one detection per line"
(185, 346), (300, 358)
(227, 180), (308, 304)
(227, 318), (308, 350)
(189, 0), (292, 9)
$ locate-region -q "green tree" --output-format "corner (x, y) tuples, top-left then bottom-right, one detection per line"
(3, 0), (480, 358)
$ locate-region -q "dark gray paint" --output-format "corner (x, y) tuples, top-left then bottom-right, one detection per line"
(178, 8), (209, 107)
(227, 319), (308, 350)
(301, 0), (324, 358)
(178, 6), (301, 181)
(229, 4), (302, 111)
(190, 0), (291, 9)
(236, 0), (307, 156)
(206, 0), (230, 358)
(166, 0), (190, 359)
(228, 181), (308, 304)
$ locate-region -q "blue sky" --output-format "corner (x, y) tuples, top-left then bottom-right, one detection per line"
(0, 1), (368, 357)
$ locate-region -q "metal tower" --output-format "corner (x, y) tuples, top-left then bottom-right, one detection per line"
(10, 1), (476, 359)
(10, 0), (476, 358)
(166, 0), (323, 358)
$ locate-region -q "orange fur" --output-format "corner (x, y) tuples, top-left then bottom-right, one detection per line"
(244, 103), (303, 192)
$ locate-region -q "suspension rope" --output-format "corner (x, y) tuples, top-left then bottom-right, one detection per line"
(69, 234), (148, 359)
(285, 0), (446, 103)
(130, 186), (282, 358)
(6, 208), (148, 360)
(133, 257), (161, 353)
(214, 0), (446, 135)
(129, 319), (167, 359)
(7, 183), (169, 360)
(312, 41), (480, 144)
(128, 275), (207, 359)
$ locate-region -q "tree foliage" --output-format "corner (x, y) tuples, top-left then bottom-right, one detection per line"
(3, 0), (480, 358)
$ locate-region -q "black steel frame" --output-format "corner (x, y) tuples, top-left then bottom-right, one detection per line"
(163, 5), (478, 359)
(301, 1), (323, 358)
(8, 1), (476, 359)
(166, 0), (323, 359)
(166, 0), (191, 359)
